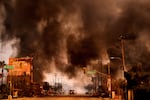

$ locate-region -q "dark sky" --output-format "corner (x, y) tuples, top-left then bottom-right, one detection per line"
(0, 0), (150, 81)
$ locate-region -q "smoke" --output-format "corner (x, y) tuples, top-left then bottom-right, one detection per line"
(43, 70), (92, 94)
(0, 1), (5, 35)
(0, 0), (150, 83)
(0, 0), (19, 63)
(115, 1), (150, 72)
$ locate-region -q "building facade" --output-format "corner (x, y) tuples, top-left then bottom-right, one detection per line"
(8, 57), (33, 90)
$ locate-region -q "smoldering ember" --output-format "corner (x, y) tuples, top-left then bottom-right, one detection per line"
(0, 0), (150, 100)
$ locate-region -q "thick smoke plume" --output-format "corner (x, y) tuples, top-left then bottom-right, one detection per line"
(0, 0), (150, 81)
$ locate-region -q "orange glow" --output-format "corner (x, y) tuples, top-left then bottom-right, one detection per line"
(8, 57), (32, 76)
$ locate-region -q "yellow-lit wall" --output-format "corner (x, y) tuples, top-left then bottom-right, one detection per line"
(9, 57), (31, 76)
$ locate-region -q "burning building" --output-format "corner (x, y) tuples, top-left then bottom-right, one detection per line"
(8, 57), (33, 91)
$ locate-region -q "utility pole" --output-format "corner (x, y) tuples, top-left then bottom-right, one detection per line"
(120, 35), (128, 100)
(121, 37), (126, 73)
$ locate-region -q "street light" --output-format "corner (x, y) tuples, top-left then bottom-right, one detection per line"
(83, 66), (112, 97)
(110, 34), (128, 100)
(120, 35), (128, 100)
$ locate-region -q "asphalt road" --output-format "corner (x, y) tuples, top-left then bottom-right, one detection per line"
(3, 96), (112, 100)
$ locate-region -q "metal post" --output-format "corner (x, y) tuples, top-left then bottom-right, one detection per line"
(121, 37), (128, 100)
(108, 63), (111, 98)
(121, 39), (126, 72)
(8, 69), (12, 100)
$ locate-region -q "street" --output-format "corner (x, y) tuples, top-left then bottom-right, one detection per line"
(2, 96), (112, 100)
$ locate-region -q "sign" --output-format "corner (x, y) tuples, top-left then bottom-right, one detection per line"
(4, 65), (14, 69)
(87, 70), (97, 75)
